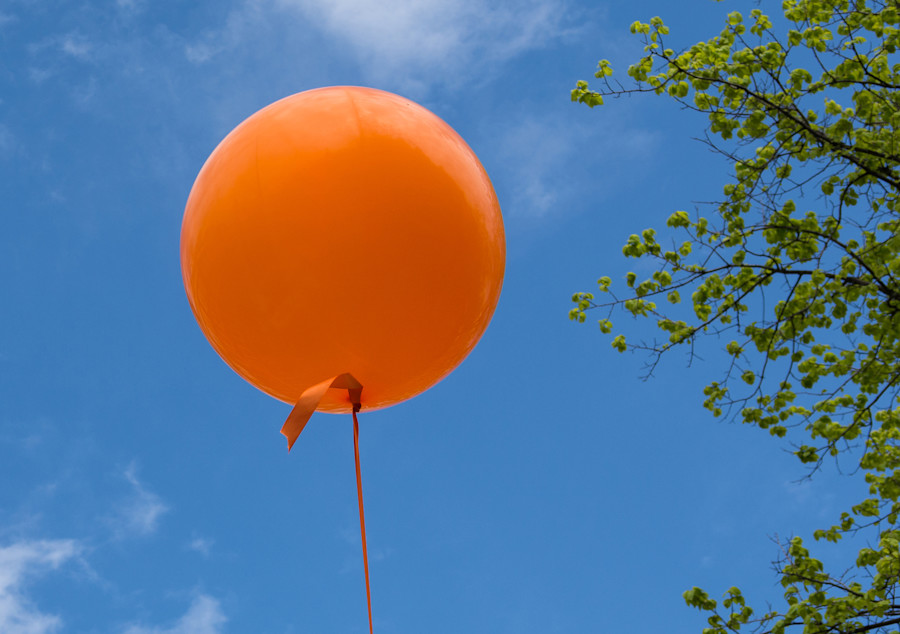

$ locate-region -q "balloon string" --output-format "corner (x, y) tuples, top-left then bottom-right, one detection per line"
(353, 407), (374, 634)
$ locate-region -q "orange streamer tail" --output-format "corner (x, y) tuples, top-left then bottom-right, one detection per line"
(353, 407), (374, 634)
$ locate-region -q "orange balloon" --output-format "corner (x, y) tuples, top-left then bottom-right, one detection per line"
(181, 86), (505, 413)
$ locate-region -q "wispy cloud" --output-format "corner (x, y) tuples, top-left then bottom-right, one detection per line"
(108, 463), (169, 539)
(122, 595), (226, 634)
(497, 115), (573, 217)
(60, 32), (93, 60)
(277, 0), (568, 89)
(115, 0), (145, 13)
(0, 539), (81, 634)
(182, 0), (571, 94)
(182, 0), (270, 66)
(186, 535), (214, 558)
(782, 478), (836, 519)
(494, 108), (659, 218)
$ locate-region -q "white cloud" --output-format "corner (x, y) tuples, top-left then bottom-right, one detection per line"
(187, 536), (214, 557)
(182, 0), (269, 66)
(0, 539), (81, 634)
(782, 477), (836, 519)
(60, 33), (92, 60)
(184, 43), (217, 64)
(278, 0), (567, 86)
(116, 0), (145, 12)
(27, 67), (54, 85)
(184, 0), (570, 93)
(492, 107), (660, 218)
(122, 595), (226, 634)
(109, 463), (169, 539)
(498, 115), (572, 216)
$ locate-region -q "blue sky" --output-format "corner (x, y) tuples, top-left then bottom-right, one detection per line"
(0, 1), (871, 633)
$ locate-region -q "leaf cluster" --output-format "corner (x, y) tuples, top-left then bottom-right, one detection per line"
(571, 1), (900, 632)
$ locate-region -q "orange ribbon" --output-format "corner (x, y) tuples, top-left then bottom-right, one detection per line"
(280, 373), (363, 450)
(281, 374), (374, 633)
(353, 406), (374, 634)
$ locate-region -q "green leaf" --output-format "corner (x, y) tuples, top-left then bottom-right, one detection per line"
(571, 4), (900, 632)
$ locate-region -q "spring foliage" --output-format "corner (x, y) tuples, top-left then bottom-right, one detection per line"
(571, 1), (900, 632)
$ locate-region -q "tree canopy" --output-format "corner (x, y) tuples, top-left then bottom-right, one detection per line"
(570, 1), (900, 632)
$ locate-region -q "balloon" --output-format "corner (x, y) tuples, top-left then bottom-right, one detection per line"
(181, 86), (505, 415)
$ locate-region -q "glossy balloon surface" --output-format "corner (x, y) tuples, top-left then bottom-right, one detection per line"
(181, 87), (505, 412)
